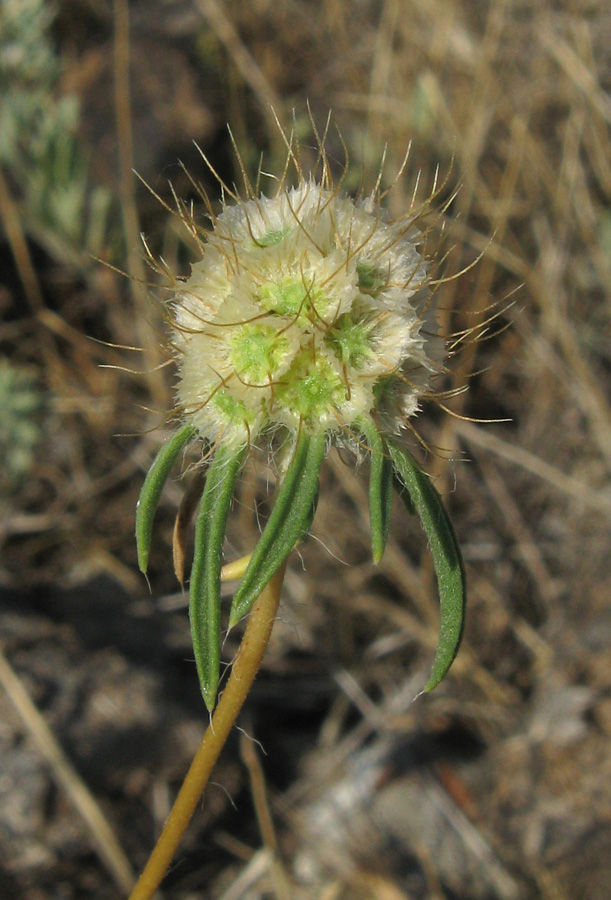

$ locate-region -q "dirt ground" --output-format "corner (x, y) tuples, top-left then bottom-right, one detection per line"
(1, 1), (610, 898)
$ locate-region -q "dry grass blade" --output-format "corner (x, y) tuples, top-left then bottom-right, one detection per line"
(0, 166), (45, 314)
(455, 420), (611, 518)
(194, 0), (282, 121)
(240, 725), (293, 900)
(113, 0), (166, 408)
(0, 649), (134, 894)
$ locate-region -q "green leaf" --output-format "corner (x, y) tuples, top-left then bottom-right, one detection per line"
(190, 442), (246, 711)
(135, 425), (197, 574)
(359, 419), (394, 565)
(229, 430), (326, 627)
(387, 439), (466, 691)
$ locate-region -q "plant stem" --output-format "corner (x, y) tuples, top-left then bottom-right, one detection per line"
(127, 562), (287, 900)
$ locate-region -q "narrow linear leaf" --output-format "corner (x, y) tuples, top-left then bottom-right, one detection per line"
(229, 430), (326, 627)
(135, 425), (197, 574)
(190, 443), (246, 711)
(359, 418), (394, 565)
(387, 439), (466, 691)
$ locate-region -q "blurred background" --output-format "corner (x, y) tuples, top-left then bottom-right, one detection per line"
(1, 1), (610, 898)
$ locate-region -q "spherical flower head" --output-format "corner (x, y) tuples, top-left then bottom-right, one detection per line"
(171, 179), (439, 451)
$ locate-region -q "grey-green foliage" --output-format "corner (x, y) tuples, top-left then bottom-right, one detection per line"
(0, 0), (111, 257)
(0, 359), (44, 491)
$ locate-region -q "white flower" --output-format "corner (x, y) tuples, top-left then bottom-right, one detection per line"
(171, 179), (438, 449)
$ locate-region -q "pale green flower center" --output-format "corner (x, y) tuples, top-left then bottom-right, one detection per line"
(255, 227), (290, 248)
(325, 313), (375, 370)
(228, 323), (290, 384)
(213, 388), (255, 424)
(276, 350), (345, 421)
(257, 276), (332, 326)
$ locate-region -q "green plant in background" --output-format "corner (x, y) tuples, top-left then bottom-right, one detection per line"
(0, 360), (43, 493)
(128, 121), (466, 900)
(0, 0), (111, 261)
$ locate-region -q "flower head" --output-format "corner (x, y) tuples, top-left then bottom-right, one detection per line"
(171, 178), (437, 451)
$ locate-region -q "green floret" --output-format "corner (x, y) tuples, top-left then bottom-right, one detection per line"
(257, 276), (332, 325)
(213, 388), (255, 424)
(228, 323), (291, 384)
(255, 227), (291, 248)
(357, 261), (388, 295)
(276, 350), (345, 422)
(325, 313), (376, 370)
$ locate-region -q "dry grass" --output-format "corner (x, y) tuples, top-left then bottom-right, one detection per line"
(0, 1), (609, 898)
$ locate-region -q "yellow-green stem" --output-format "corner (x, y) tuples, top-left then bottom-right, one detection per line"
(127, 563), (287, 900)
